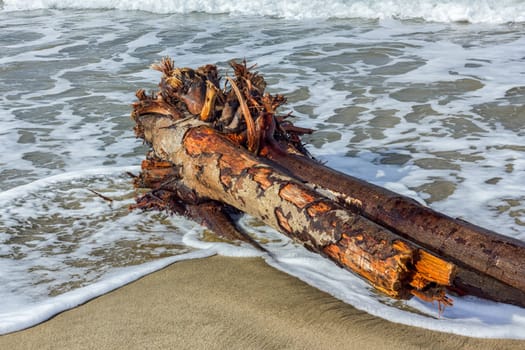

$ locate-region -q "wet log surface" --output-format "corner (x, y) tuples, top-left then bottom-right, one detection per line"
(134, 116), (454, 303)
(263, 150), (525, 306)
(129, 57), (525, 308)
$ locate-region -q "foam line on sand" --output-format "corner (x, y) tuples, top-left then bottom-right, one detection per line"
(1, 256), (523, 349)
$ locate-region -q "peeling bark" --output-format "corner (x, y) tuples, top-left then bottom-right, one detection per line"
(134, 115), (454, 302)
(263, 150), (525, 306)
(128, 57), (525, 309)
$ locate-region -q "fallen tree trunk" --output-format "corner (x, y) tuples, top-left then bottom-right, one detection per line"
(133, 114), (455, 303)
(263, 150), (525, 306)
(136, 141), (525, 307)
(129, 57), (525, 308)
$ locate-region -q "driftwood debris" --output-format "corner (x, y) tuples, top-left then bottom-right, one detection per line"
(130, 57), (525, 308)
(262, 151), (525, 306)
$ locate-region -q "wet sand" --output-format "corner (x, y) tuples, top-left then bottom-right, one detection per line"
(1, 256), (523, 350)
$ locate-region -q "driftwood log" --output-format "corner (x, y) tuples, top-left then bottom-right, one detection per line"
(130, 58), (525, 308)
(263, 151), (525, 305)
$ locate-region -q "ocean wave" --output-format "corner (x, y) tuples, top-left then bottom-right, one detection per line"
(1, 0), (524, 24)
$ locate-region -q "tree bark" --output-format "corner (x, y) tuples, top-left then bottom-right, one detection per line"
(263, 150), (525, 306)
(133, 114), (455, 304)
(129, 58), (525, 308)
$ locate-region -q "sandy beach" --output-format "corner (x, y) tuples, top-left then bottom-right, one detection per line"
(0, 256), (523, 350)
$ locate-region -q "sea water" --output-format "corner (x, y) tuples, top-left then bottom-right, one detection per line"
(0, 0), (524, 338)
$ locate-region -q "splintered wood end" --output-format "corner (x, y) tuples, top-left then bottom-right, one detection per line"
(151, 57), (175, 76)
(413, 249), (456, 287)
(408, 249), (456, 310)
(200, 80), (219, 121)
(226, 76), (259, 153)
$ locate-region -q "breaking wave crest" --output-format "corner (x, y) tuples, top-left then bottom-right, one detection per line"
(1, 0), (524, 24)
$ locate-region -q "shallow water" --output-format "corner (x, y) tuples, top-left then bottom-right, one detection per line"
(0, 1), (524, 338)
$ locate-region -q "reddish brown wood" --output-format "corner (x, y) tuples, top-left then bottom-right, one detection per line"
(129, 57), (525, 308)
(132, 115), (455, 303)
(263, 150), (525, 306)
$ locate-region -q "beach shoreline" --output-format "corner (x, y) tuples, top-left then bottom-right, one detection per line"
(1, 256), (523, 350)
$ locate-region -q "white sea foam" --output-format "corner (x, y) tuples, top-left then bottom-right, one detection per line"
(2, 0), (525, 23)
(0, 249), (215, 335)
(0, 167), (213, 333)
